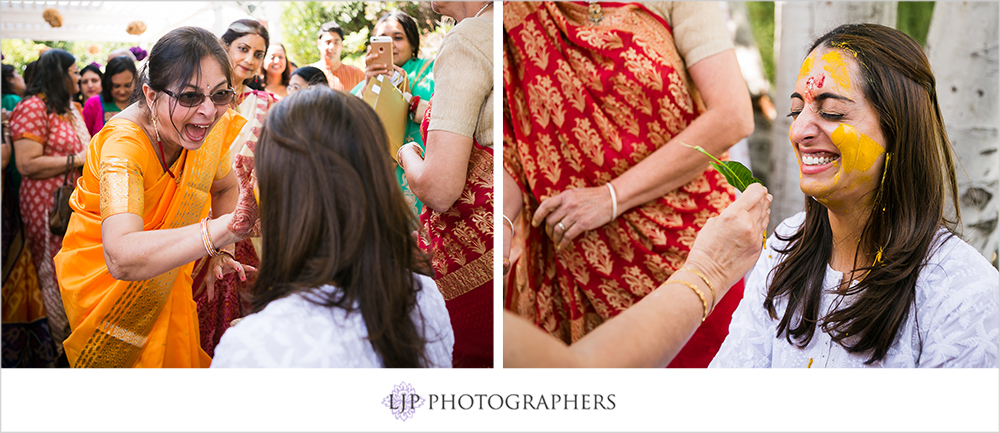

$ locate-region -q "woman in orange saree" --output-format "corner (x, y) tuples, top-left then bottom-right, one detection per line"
(502, 2), (753, 367)
(54, 27), (257, 368)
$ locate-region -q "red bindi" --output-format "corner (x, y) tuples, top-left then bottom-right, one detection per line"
(804, 75), (825, 101)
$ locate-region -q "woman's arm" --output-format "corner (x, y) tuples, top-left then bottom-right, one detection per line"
(503, 170), (524, 274)
(533, 49), (753, 249)
(401, 129), (472, 213)
(101, 170), (244, 281)
(14, 138), (86, 179)
(505, 184), (771, 368)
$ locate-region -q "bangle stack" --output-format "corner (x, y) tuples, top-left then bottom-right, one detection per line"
(200, 217), (222, 257)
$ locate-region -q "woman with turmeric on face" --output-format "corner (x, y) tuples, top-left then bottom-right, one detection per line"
(710, 23), (998, 368)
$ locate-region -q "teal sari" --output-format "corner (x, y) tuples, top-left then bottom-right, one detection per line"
(352, 57), (435, 217)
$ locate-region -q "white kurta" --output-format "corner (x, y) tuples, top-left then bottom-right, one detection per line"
(211, 274), (454, 368)
(710, 212), (999, 368)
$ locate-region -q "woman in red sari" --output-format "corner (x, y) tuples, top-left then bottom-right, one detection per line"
(398, 1), (494, 368)
(502, 2), (753, 367)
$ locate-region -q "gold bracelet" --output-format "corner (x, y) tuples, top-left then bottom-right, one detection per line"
(680, 267), (716, 312)
(201, 217), (221, 257)
(668, 279), (708, 322)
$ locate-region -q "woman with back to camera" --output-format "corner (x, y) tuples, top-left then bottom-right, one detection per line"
(54, 26), (257, 367)
(262, 43), (290, 100)
(352, 10), (435, 218)
(212, 86), (454, 368)
(9, 49), (90, 360)
(711, 24), (999, 368)
(189, 19), (277, 356)
(81, 56), (137, 135)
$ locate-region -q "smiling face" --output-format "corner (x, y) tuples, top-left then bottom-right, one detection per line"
(148, 56), (229, 151)
(375, 19), (414, 66)
(265, 44), (287, 75)
(80, 69), (101, 100)
(227, 33), (267, 83)
(317, 31), (343, 61)
(110, 70), (134, 104)
(789, 47), (887, 213)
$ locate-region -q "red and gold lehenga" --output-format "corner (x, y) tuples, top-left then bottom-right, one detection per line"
(418, 101), (494, 368)
(503, 2), (743, 367)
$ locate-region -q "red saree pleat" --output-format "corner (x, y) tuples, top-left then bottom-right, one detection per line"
(503, 2), (738, 365)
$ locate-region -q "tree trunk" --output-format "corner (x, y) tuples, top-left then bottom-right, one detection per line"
(769, 1), (896, 232)
(926, 2), (1000, 267)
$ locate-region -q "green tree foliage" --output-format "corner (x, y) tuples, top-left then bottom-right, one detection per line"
(2, 39), (134, 75)
(280, 1), (447, 69)
(745, 1), (775, 86)
(897, 2), (935, 46)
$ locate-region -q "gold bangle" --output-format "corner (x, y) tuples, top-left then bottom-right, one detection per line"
(201, 217), (221, 257)
(668, 279), (708, 322)
(680, 267), (716, 312)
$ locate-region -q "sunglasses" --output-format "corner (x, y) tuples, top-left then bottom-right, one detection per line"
(162, 88), (236, 107)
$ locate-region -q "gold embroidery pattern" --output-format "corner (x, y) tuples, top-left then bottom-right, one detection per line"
(578, 230), (613, 276)
(576, 29), (624, 50)
(623, 48), (663, 91)
(435, 249), (494, 301)
(610, 73), (652, 116)
(520, 20), (550, 70)
(99, 157), (144, 218)
(565, 47), (603, 92)
(528, 75), (565, 128)
(602, 98), (639, 136)
(570, 117), (604, 166)
(554, 59), (586, 112)
(535, 133), (562, 185)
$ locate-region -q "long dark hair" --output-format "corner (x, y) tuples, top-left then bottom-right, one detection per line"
(263, 43), (290, 87)
(764, 23), (961, 365)
(135, 26), (234, 140)
(220, 19), (269, 90)
(101, 56), (137, 104)
(24, 49), (76, 115)
(252, 85), (433, 368)
(376, 11), (421, 60)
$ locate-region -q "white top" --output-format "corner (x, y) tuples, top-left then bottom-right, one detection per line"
(211, 274), (454, 368)
(710, 212), (999, 368)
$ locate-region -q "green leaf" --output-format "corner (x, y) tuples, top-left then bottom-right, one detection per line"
(686, 144), (762, 193)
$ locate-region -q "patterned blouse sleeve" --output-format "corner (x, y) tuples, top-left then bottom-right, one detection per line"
(10, 96), (49, 144)
(98, 128), (149, 219)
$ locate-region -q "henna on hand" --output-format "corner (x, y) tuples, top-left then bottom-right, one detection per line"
(227, 154), (261, 237)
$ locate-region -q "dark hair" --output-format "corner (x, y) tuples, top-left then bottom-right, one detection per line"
(24, 49), (76, 115)
(290, 66), (328, 87)
(376, 11), (421, 60)
(22, 61), (38, 90)
(252, 86), (433, 367)
(221, 19), (270, 88)
(316, 21), (345, 40)
(74, 63), (103, 104)
(263, 43), (290, 87)
(1, 64), (16, 95)
(135, 26), (234, 139)
(100, 56), (137, 104)
(764, 23), (961, 365)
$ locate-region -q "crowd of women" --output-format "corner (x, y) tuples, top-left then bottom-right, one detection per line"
(1, 1), (494, 368)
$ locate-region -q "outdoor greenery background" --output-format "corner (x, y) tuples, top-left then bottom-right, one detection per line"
(1, 1), (447, 75)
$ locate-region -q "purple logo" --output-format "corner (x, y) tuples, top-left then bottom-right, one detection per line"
(382, 381), (424, 421)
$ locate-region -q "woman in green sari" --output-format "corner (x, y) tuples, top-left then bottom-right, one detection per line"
(352, 11), (435, 217)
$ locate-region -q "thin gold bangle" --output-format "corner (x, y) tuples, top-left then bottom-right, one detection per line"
(668, 279), (708, 322)
(680, 267), (716, 312)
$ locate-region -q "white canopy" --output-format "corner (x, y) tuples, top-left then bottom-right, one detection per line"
(0, 1), (283, 44)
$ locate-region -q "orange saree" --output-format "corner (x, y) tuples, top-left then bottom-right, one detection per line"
(503, 2), (741, 366)
(54, 111), (245, 368)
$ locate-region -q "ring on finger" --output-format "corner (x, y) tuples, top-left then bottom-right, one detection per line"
(557, 221), (566, 232)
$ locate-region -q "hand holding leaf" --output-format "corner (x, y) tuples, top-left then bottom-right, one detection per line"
(685, 143), (767, 248)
